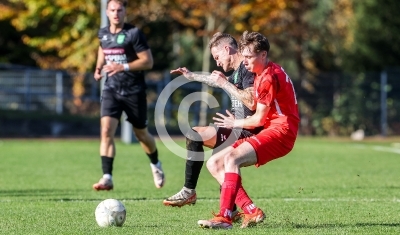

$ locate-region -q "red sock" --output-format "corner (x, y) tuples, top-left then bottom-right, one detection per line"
(219, 173), (241, 219)
(235, 186), (256, 214)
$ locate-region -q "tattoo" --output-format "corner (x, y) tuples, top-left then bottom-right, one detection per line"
(190, 74), (220, 88)
(188, 73), (255, 110)
(222, 83), (256, 110)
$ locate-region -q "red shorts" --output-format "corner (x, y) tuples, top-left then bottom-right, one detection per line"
(232, 125), (297, 167)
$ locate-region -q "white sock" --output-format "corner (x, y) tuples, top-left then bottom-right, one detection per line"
(103, 174), (112, 180)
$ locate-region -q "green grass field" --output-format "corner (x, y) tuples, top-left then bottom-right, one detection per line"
(0, 137), (399, 234)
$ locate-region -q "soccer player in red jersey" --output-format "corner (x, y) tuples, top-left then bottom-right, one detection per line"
(197, 31), (300, 229)
(163, 33), (261, 212)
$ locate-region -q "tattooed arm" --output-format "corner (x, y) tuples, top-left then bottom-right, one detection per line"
(189, 73), (222, 87)
(197, 72), (255, 110)
(222, 84), (256, 111)
(170, 67), (221, 87)
(170, 67), (255, 109)
(210, 70), (256, 111)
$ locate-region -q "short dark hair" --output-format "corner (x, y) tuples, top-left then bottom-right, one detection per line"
(239, 31), (270, 53)
(107, 0), (127, 8)
(208, 32), (238, 50)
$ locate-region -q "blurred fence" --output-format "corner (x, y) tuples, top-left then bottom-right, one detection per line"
(0, 64), (399, 136)
(0, 65), (230, 137)
(0, 68), (99, 113)
(295, 68), (400, 136)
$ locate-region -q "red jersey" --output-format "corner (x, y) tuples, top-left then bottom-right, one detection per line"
(254, 61), (299, 134)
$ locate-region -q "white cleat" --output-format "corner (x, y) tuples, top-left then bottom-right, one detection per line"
(150, 161), (165, 188)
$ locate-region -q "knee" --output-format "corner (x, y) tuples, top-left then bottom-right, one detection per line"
(101, 126), (113, 139)
(206, 158), (215, 174)
(223, 151), (239, 168)
(206, 157), (220, 176)
(134, 130), (149, 142)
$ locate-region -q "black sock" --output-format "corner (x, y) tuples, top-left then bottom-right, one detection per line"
(101, 156), (114, 175)
(220, 186), (238, 211)
(184, 130), (204, 189)
(184, 160), (204, 189)
(146, 149), (159, 165)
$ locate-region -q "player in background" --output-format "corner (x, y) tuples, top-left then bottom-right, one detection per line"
(163, 33), (262, 214)
(197, 31), (300, 229)
(92, 0), (164, 191)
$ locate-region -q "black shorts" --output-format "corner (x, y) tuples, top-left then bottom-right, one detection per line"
(212, 124), (260, 155)
(101, 90), (148, 129)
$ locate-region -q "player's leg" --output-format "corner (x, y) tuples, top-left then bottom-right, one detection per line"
(199, 142), (265, 229)
(221, 142), (265, 228)
(197, 146), (234, 229)
(163, 125), (218, 207)
(124, 91), (165, 189)
(234, 128), (296, 227)
(132, 126), (164, 189)
(213, 128), (252, 220)
(184, 126), (217, 189)
(204, 127), (294, 228)
(93, 91), (122, 191)
(132, 126), (157, 160)
(197, 146), (236, 229)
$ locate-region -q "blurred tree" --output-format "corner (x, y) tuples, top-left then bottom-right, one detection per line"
(0, 19), (36, 66)
(339, 0), (400, 136)
(301, 0), (356, 135)
(125, 0), (175, 71)
(343, 0), (400, 72)
(0, 0), (100, 112)
(1, 0), (399, 135)
(308, 0), (400, 135)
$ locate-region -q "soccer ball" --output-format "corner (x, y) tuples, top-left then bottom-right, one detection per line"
(95, 199), (126, 227)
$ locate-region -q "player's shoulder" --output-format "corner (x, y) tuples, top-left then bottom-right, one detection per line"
(269, 61), (286, 73)
(123, 23), (140, 34)
(98, 26), (110, 36)
(264, 61), (285, 78)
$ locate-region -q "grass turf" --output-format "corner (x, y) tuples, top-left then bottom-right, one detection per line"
(0, 137), (399, 234)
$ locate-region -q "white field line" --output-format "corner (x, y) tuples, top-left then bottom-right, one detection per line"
(354, 144), (400, 154)
(1, 198), (399, 203)
(193, 198), (400, 203)
(372, 146), (400, 154)
(281, 198), (400, 202)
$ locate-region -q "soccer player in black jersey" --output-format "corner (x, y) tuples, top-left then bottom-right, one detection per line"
(92, 0), (164, 191)
(163, 33), (262, 214)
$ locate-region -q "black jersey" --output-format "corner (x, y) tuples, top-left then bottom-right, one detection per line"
(98, 23), (149, 95)
(227, 62), (255, 120)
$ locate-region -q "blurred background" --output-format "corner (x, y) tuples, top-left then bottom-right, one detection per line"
(0, 0), (399, 138)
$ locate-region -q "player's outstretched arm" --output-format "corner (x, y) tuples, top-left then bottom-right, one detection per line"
(170, 67), (220, 87)
(170, 67), (194, 79)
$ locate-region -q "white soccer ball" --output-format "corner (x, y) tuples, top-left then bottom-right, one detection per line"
(95, 199), (126, 227)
